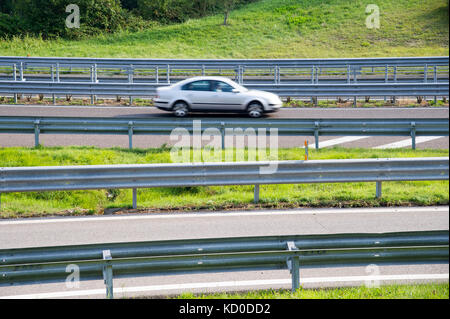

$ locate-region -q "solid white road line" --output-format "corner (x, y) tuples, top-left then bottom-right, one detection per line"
(374, 136), (444, 149)
(1, 273), (447, 299)
(0, 206), (447, 226)
(302, 136), (371, 149)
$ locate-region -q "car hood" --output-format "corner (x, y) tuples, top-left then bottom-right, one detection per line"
(247, 89), (280, 100)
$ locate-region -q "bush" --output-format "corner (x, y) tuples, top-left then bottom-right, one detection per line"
(1, 0), (257, 39)
(0, 13), (24, 38)
(4, 0), (132, 39)
(137, 0), (201, 24)
(137, 0), (256, 24)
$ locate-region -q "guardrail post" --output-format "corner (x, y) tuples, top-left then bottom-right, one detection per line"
(155, 66), (159, 84)
(423, 64), (428, 102)
(90, 66), (95, 105)
(56, 63), (60, 83)
(13, 64), (17, 103)
(19, 62), (24, 81)
(129, 65), (134, 105)
(314, 122), (319, 149)
(167, 64), (170, 84)
(128, 65), (134, 83)
(220, 122), (225, 150)
(411, 122), (416, 150)
(90, 65), (94, 82)
(384, 65), (388, 102)
(254, 184), (260, 204)
(93, 64), (98, 104)
(34, 120), (40, 147)
(286, 241), (300, 291)
(102, 250), (114, 299)
(291, 256), (300, 291)
(51, 65), (56, 104)
(238, 65), (243, 84)
(274, 66), (279, 84)
(424, 64), (428, 83)
(128, 121), (133, 149)
(391, 66), (397, 103)
(132, 188), (137, 209)
(353, 67), (358, 106)
(433, 66), (437, 105)
(376, 181), (382, 198)
(202, 64), (205, 77)
(346, 65), (351, 84)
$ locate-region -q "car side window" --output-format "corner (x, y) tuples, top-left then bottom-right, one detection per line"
(181, 80), (212, 91)
(213, 81), (234, 93)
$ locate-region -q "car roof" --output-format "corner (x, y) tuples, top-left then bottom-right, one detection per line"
(174, 76), (237, 86)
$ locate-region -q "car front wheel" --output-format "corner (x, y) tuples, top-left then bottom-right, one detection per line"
(172, 101), (189, 117)
(247, 102), (263, 118)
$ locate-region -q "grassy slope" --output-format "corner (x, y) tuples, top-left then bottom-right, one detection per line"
(0, 0), (448, 58)
(0, 146), (448, 218)
(176, 283), (449, 299)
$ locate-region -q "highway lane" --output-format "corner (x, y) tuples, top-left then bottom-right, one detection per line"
(0, 105), (448, 149)
(1, 104), (449, 118)
(0, 206), (448, 298)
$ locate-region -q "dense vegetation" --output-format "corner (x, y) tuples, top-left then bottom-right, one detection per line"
(0, 0), (254, 39)
(0, 0), (447, 58)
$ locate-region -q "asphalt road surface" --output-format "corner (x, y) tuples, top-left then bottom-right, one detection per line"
(0, 105), (448, 149)
(0, 206), (448, 299)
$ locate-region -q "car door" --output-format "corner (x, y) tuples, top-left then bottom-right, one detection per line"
(181, 80), (215, 110)
(212, 81), (245, 111)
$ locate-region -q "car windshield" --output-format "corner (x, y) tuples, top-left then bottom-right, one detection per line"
(232, 82), (248, 92)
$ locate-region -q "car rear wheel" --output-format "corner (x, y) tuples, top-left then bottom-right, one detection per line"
(173, 101), (189, 117)
(247, 102), (263, 118)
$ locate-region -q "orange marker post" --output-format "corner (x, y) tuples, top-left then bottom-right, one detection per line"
(304, 140), (309, 160)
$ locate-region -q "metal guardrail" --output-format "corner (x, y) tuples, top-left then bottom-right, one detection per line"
(1, 56), (448, 67)
(0, 116), (447, 150)
(0, 80), (448, 100)
(0, 157), (448, 208)
(0, 56), (448, 103)
(0, 230), (448, 298)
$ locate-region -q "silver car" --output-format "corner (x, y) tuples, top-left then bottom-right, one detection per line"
(154, 76), (282, 117)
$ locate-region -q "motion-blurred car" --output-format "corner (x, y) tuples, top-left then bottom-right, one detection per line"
(154, 76), (282, 117)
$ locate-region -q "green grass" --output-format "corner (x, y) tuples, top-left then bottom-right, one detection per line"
(0, 146), (448, 218)
(0, 0), (448, 58)
(176, 283), (449, 299)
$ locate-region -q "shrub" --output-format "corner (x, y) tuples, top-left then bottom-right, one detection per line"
(0, 13), (24, 38)
(4, 0), (132, 39)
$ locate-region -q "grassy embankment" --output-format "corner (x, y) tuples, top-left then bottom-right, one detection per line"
(175, 283), (449, 299)
(0, 0), (448, 58)
(0, 146), (448, 218)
